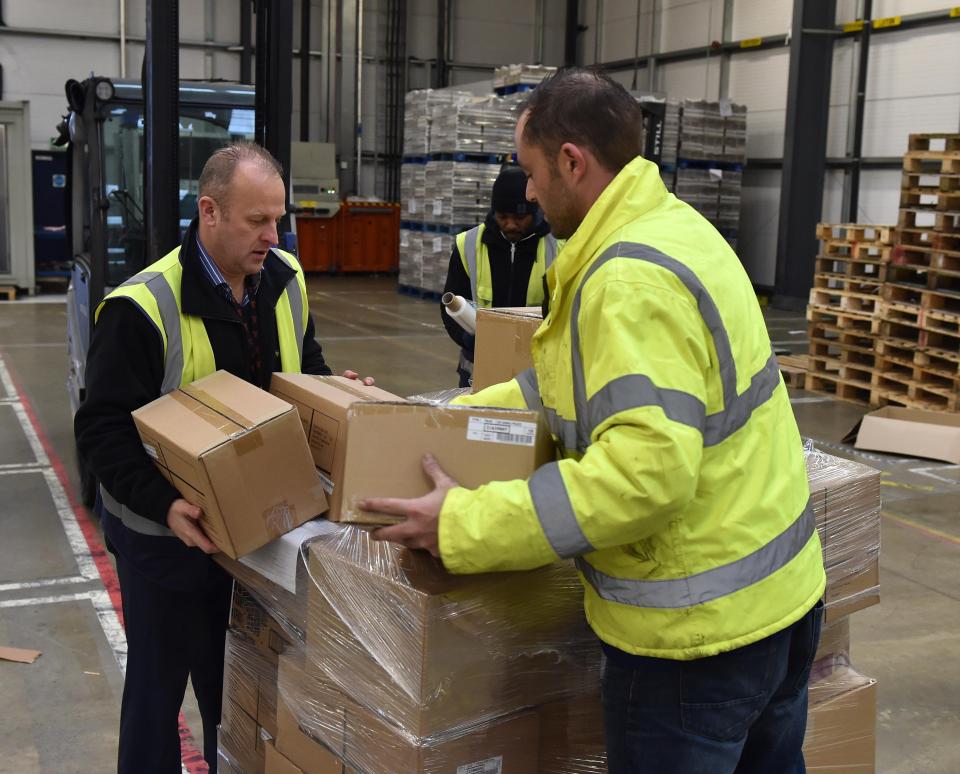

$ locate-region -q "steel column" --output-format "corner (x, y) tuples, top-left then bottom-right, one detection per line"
(300, 0), (311, 141)
(773, 0), (836, 309)
(564, 0), (579, 66)
(435, 0), (448, 87)
(144, 0), (180, 263)
(844, 0), (872, 221)
(255, 0), (293, 194)
(240, 0), (253, 84)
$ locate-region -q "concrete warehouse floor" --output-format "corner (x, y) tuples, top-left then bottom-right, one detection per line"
(0, 275), (958, 773)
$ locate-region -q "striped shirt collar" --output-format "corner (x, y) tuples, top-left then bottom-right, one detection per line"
(195, 235), (263, 307)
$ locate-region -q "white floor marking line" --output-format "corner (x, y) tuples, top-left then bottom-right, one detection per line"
(90, 588), (128, 675)
(9, 402), (50, 465)
(42, 467), (101, 580)
(0, 575), (89, 593)
(0, 462), (49, 472)
(790, 396), (833, 404)
(0, 590), (96, 608)
(908, 465), (960, 486)
(0, 355), (17, 396)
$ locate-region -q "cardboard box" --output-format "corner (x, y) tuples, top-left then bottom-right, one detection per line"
(814, 617), (851, 663)
(537, 693), (606, 774)
(219, 696), (267, 774)
(824, 558), (880, 624)
(336, 402), (553, 524)
(845, 406), (960, 463)
(269, 374), (404, 519)
(804, 665), (877, 772)
(223, 630), (282, 737)
(472, 306), (542, 391)
(276, 651), (347, 770)
(230, 584), (296, 664)
(265, 740), (307, 774)
(132, 370), (328, 558)
(306, 534), (597, 737)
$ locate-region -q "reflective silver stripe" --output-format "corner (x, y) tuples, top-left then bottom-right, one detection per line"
(462, 225), (483, 304)
(272, 249), (306, 362)
(120, 270), (161, 288)
(703, 352), (781, 447)
(138, 274), (185, 395)
(568, 241), (778, 452)
(529, 462), (595, 558)
(575, 499), (815, 609)
(587, 373), (706, 437)
(542, 234), (559, 269)
(543, 406), (578, 452)
(100, 484), (174, 537)
(515, 368), (541, 410)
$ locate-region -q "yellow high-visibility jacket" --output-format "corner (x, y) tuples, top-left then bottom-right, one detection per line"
(440, 156), (825, 660)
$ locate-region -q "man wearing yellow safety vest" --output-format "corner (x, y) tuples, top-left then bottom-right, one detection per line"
(364, 69), (826, 773)
(441, 165), (559, 387)
(75, 144), (370, 774)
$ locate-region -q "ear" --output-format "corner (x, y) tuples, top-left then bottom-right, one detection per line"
(197, 195), (219, 226)
(558, 143), (588, 183)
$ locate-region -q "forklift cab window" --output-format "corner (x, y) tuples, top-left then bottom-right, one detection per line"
(100, 105), (255, 287)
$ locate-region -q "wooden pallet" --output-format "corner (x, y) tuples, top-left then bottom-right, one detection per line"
(808, 286), (881, 316)
(813, 272), (883, 295)
(901, 170), (960, 194)
(903, 154), (960, 175)
(898, 208), (960, 234)
(777, 354), (808, 389)
(814, 256), (887, 281)
(899, 189), (960, 213)
(0, 286), (15, 301)
(920, 328), (960, 355)
(804, 371), (872, 406)
(816, 223), (895, 245)
(899, 228), (960, 253)
(807, 305), (878, 335)
(907, 133), (960, 154)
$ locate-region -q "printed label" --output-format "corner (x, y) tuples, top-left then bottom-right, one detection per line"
(433, 198), (444, 215)
(408, 199), (418, 214)
(873, 16), (901, 29)
(142, 442), (159, 460)
(317, 469), (335, 495)
(843, 20), (865, 33)
(433, 237), (443, 252)
(739, 37), (762, 48)
(709, 168), (723, 181)
(457, 756), (503, 774)
(467, 416), (537, 447)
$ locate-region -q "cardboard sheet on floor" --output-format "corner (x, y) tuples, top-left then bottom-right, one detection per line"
(0, 646), (41, 664)
(844, 407), (960, 463)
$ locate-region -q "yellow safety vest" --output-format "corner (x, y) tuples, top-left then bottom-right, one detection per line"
(94, 244), (309, 535)
(440, 156), (825, 660)
(455, 224), (559, 307)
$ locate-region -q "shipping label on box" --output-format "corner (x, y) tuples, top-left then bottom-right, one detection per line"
(472, 307), (542, 392)
(269, 374), (404, 520)
(132, 370), (328, 558)
(336, 403), (553, 524)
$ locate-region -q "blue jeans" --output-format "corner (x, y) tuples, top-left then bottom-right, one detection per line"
(602, 601), (823, 774)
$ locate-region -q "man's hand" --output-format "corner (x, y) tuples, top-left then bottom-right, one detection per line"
(364, 455), (457, 557)
(166, 498), (218, 554)
(343, 369), (375, 386)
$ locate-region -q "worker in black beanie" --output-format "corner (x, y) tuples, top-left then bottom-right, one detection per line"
(441, 165), (559, 387)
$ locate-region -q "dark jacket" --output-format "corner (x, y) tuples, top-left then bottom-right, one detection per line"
(441, 211), (553, 353)
(75, 219), (331, 531)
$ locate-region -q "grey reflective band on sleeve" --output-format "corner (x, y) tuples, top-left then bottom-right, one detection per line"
(567, 241), (781, 452)
(100, 485), (175, 538)
(542, 234), (559, 269)
(462, 225), (482, 304)
(515, 368), (541, 410)
(529, 462), (595, 558)
(575, 498), (816, 609)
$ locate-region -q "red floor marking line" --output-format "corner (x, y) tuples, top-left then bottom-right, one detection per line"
(2, 355), (209, 774)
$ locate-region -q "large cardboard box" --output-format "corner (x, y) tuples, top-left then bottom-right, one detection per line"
(472, 306), (542, 391)
(814, 616), (851, 663)
(132, 370), (328, 557)
(537, 692), (607, 774)
(269, 374), (404, 519)
(846, 406), (960, 463)
(305, 533), (597, 737)
(335, 402), (553, 524)
(219, 696), (268, 774)
(806, 449), (881, 622)
(276, 651), (347, 770)
(804, 665), (877, 772)
(223, 630), (283, 738)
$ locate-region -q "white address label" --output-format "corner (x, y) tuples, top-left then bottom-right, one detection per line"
(457, 755), (503, 774)
(467, 416), (536, 447)
(317, 469), (335, 495)
(142, 442), (159, 460)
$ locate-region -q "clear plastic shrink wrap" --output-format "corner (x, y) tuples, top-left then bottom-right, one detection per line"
(803, 661), (877, 772)
(803, 442), (882, 621)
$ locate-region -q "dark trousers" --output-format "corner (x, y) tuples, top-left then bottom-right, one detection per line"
(602, 601), (823, 774)
(110, 528), (232, 774)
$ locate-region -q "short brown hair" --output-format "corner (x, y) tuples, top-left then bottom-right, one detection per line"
(198, 142), (284, 205)
(520, 67), (643, 174)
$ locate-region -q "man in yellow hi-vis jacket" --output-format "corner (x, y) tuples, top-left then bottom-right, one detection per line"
(75, 144), (370, 774)
(364, 69), (825, 773)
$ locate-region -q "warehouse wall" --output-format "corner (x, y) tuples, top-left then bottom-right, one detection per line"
(1, 0), (959, 243)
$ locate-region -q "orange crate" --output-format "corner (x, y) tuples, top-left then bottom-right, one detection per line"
(296, 212), (342, 272)
(339, 201), (401, 273)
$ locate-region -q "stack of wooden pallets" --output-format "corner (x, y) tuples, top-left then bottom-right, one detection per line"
(804, 133), (960, 411)
(805, 223), (893, 404)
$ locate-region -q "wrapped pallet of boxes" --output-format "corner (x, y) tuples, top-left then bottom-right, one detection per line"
(131, 370), (328, 557)
(264, 526), (606, 773)
(471, 306), (543, 392)
(270, 373), (553, 524)
(805, 445), (882, 622)
(803, 661), (878, 772)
